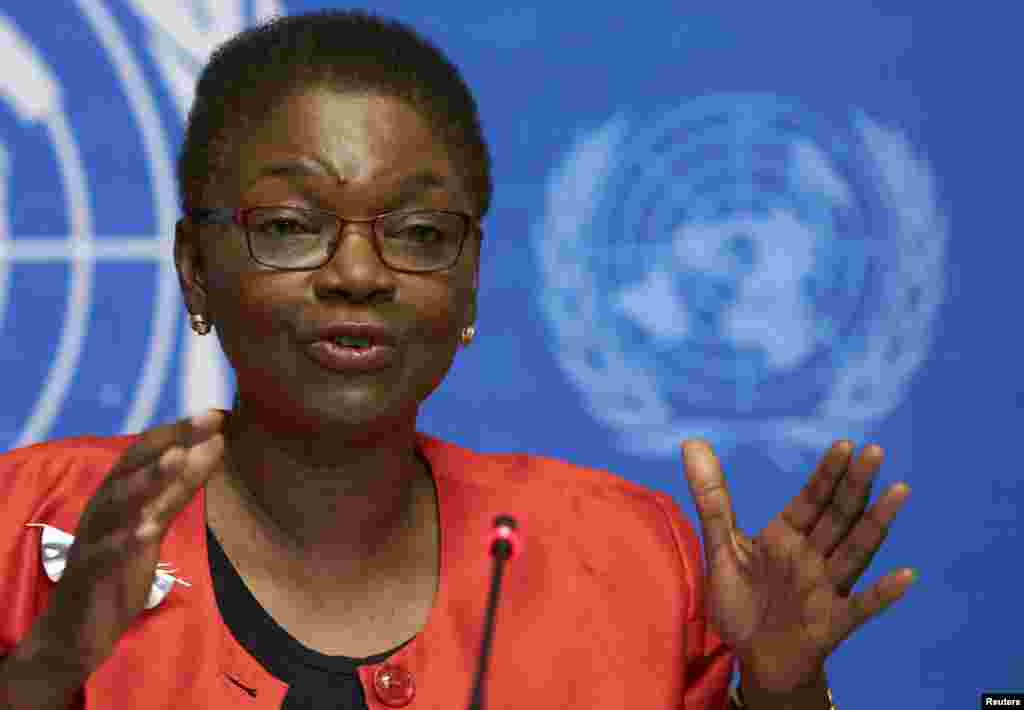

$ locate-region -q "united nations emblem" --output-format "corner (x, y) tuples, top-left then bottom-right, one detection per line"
(533, 94), (947, 472)
(0, 1), (280, 450)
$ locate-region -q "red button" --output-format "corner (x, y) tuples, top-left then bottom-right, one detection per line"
(373, 664), (416, 707)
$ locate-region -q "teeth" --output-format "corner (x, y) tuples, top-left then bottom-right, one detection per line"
(334, 335), (372, 348)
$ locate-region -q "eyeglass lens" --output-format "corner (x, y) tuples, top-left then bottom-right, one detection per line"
(244, 206), (465, 271)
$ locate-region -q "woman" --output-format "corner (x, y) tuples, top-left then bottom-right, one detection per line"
(0, 10), (915, 710)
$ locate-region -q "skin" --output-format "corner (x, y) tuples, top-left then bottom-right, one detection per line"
(682, 439), (916, 702)
(173, 88), (480, 653)
(162, 86), (918, 698)
(0, 86), (913, 710)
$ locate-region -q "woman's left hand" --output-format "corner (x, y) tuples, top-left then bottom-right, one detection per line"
(681, 439), (916, 692)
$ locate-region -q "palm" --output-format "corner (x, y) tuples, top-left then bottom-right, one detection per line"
(681, 440), (916, 692)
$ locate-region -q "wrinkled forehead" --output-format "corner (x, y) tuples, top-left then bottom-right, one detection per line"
(211, 88), (472, 208)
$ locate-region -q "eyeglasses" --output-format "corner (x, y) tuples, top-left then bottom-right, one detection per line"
(186, 206), (477, 273)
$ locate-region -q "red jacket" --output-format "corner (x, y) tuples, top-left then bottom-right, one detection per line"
(0, 431), (735, 709)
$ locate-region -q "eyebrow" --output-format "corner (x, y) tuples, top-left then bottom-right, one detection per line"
(247, 157), (339, 186)
(389, 171), (449, 206)
(247, 159), (450, 207)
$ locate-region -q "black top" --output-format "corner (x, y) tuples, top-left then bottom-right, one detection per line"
(207, 525), (415, 709)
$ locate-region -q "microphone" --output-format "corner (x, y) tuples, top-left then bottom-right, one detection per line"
(466, 515), (521, 710)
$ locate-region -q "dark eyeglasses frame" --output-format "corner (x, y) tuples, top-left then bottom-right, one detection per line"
(186, 206), (478, 273)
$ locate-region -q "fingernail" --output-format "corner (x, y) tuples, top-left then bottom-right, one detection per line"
(158, 447), (185, 471)
(136, 521), (160, 542)
(681, 439), (706, 454)
(190, 409), (223, 441)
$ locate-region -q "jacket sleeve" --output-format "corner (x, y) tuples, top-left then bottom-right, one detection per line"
(652, 491), (736, 710)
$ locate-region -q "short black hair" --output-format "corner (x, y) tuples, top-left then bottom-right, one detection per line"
(178, 9), (492, 217)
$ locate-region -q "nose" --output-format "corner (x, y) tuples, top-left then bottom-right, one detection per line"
(312, 221), (396, 301)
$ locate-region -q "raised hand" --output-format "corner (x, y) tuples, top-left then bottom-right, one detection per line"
(681, 439), (916, 693)
(29, 410), (226, 675)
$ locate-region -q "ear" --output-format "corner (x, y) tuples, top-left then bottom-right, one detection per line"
(174, 217), (208, 318)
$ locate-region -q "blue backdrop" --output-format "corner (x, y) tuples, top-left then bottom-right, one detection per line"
(1, 1), (1019, 707)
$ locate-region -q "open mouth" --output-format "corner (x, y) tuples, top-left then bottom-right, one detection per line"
(305, 336), (395, 372)
(331, 335), (373, 349)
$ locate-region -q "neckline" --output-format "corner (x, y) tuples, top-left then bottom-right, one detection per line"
(196, 431), (447, 680)
(205, 522), (413, 675)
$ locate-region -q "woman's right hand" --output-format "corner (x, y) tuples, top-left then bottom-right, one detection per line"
(30, 409), (226, 675)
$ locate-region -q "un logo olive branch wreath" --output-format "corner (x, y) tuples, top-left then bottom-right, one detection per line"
(0, 1), (281, 448)
(533, 98), (947, 472)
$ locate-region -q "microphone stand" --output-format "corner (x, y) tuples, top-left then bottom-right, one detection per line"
(466, 515), (520, 710)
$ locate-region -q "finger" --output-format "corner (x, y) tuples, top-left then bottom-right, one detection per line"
(681, 439), (736, 563)
(83, 410), (226, 532)
(827, 483), (911, 595)
(831, 567), (917, 650)
(107, 409), (224, 481)
(75, 452), (183, 560)
(806, 444), (884, 558)
(136, 430), (224, 542)
(188, 409), (226, 444)
(779, 440), (855, 533)
(85, 458), (163, 534)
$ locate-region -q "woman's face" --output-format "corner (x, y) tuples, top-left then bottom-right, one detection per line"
(175, 88), (480, 432)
